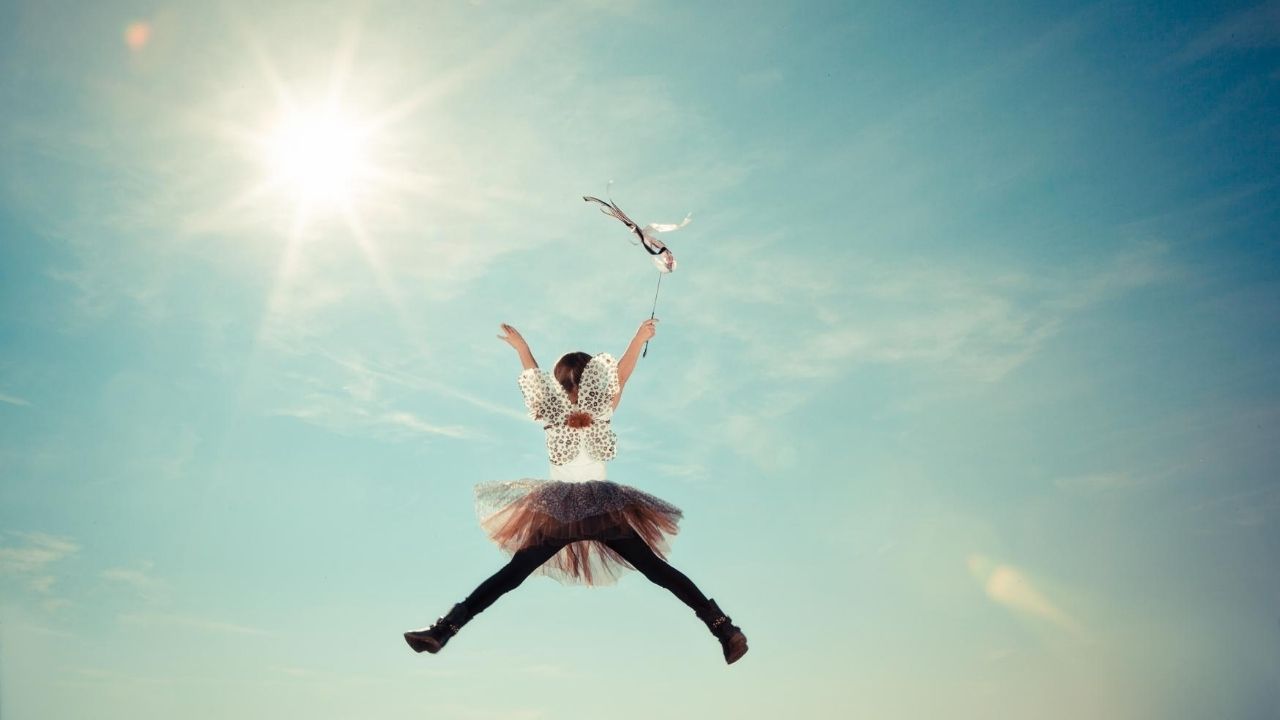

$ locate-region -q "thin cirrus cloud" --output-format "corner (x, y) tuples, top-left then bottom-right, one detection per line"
(116, 611), (269, 637)
(0, 392), (32, 407)
(266, 352), (488, 442)
(101, 562), (170, 605)
(1186, 484), (1280, 531)
(274, 396), (474, 442)
(1177, 1), (1280, 65)
(320, 351), (528, 424)
(632, 239), (1175, 476)
(0, 532), (79, 608)
(681, 239), (1175, 390)
(99, 561), (267, 637)
(0, 531), (79, 575)
(1054, 472), (1142, 496)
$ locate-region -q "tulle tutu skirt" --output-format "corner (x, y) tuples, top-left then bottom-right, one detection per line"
(474, 479), (683, 586)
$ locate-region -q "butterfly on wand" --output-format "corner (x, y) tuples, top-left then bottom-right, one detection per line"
(583, 192), (691, 356)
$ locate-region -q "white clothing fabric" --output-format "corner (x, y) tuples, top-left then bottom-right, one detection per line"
(517, 353), (620, 467)
(548, 447), (608, 483)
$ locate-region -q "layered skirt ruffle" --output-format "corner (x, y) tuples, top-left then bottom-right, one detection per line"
(474, 479), (683, 586)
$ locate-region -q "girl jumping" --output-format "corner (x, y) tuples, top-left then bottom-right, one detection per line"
(403, 319), (748, 664)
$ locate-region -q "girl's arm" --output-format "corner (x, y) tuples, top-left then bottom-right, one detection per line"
(498, 323), (538, 370)
(614, 318), (657, 408)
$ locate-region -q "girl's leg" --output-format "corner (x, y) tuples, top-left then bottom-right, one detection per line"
(463, 539), (569, 616)
(603, 533), (749, 664)
(404, 539), (568, 654)
(602, 534), (710, 612)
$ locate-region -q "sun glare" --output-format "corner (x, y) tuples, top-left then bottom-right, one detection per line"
(212, 29), (431, 351)
(265, 110), (369, 203)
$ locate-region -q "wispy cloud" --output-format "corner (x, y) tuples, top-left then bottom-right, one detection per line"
(0, 531), (79, 608)
(102, 561), (170, 605)
(1054, 472), (1143, 496)
(265, 664), (395, 686)
(0, 391), (32, 406)
(383, 410), (471, 438)
(61, 666), (172, 688)
(274, 374), (477, 443)
(0, 531), (79, 575)
(632, 236), (1175, 477)
(263, 344), (500, 443)
(27, 575), (58, 593)
(1179, 2), (1280, 64)
(654, 462), (708, 482)
(433, 704), (546, 720)
(275, 398), (471, 440)
(738, 67), (784, 90)
(7, 622), (75, 639)
(149, 424), (200, 483)
(685, 239), (1175, 389)
(1187, 483), (1280, 530)
(97, 559), (268, 637)
(518, 663), (575, 679)
(720, 392), (808, 474)
(117, 612), (269, 636)
(321, 351), (528, 424)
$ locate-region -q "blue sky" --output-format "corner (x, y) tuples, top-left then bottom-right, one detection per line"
(2, 1), (1278, 718)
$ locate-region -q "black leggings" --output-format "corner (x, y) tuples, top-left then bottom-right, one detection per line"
(464, 534), (710, 616)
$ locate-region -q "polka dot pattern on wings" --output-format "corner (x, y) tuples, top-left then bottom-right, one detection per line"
(517, 354), (620, 465)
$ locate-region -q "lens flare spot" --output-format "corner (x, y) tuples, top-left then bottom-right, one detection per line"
(124, 22), (151, 51)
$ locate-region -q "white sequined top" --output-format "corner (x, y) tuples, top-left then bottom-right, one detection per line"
(517, 353), (620, 483)
(551, 448), (608, 483)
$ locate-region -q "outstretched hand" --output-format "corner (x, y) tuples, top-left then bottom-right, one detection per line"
(635, 318), (659, 342)
(497, 323), (528, 350)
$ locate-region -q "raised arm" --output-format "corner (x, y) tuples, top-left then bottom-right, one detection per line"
(498, 323), (538, 370)
(614, 318), (657, 409)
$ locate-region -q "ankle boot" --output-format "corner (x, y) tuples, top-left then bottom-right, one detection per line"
(404, 602), (470, 654)
(697, 598), (748, 665)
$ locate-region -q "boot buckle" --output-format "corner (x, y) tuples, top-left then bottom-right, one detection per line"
(432, 617), (461, 635)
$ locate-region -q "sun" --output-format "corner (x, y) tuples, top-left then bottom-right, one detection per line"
(203, 22), (446, 351)
(264, 108), (370, 204)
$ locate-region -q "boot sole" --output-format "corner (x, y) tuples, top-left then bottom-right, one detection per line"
(403, 632), (443, 654)
(725, 633), (749, 665)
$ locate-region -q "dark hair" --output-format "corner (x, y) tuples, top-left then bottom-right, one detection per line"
(553, 352), (592, 395)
